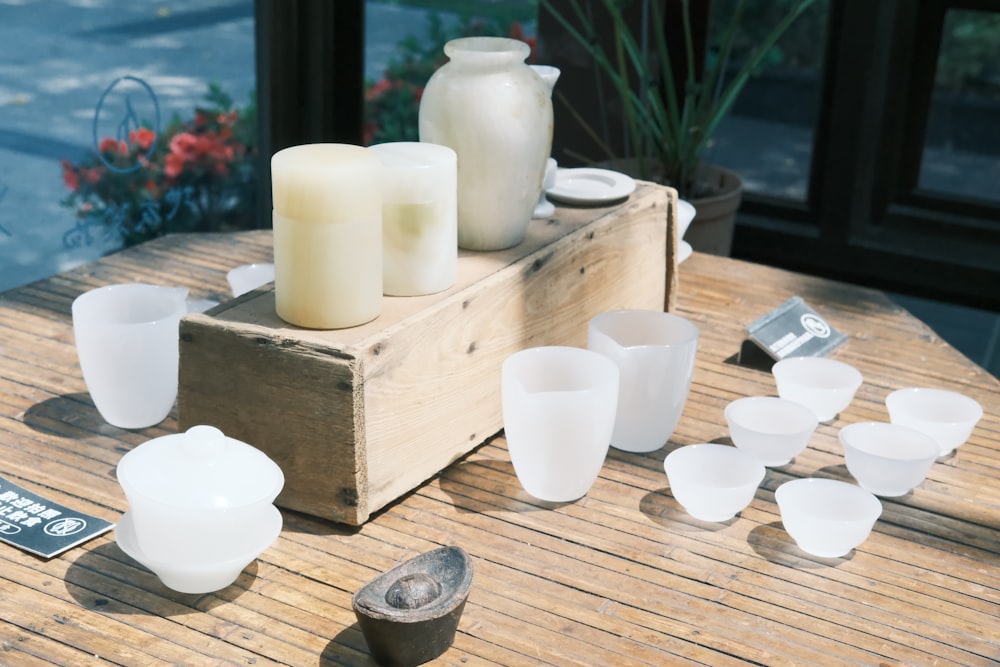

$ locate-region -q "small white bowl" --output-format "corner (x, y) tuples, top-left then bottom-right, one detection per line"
(885, 388), (983, 456)
(839, 422), (939, 496)
(227, 263), (275, 297)
(771, 357), (863, 421)
(663, 444), (766, 522)
(725, 396), (819, 466)
(775, 478), (882, 558)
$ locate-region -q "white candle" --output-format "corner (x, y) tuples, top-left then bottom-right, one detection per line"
(369, 142), (457, 296)
(271, 144), (382, 329)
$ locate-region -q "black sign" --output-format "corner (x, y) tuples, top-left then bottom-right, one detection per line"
(0, 476), (114, 559)
(742, 296), (846, 363)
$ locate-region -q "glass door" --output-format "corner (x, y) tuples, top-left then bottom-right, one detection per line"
(0, 0), (257, 293)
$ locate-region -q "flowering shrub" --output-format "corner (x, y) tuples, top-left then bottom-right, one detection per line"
(61, 84), (257, 247)
(364, 15), (537, 145)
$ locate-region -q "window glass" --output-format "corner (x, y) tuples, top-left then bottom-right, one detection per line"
(364, 1), (538, 146)
(918, 8), (1000, 204)
(0, 1), (257, 293)
(706, 0), (830, 201)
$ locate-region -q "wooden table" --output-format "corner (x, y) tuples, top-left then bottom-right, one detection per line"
(1, 231), (997, 666)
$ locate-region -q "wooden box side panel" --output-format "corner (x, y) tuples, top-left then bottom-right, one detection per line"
(360, 188), (669, 513)
(178, 318), (368, 524)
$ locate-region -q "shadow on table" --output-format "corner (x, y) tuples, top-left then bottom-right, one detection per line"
(323, 623), (379, 666)
(638, 487), (735, 534)
(22, 392), (115, 437)
(437, 458), (573, 515)
(64, 541), (254, 616)
(746, 521), (855, 569)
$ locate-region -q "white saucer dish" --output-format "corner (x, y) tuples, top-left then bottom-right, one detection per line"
(546, 168), (636, 205)
(116, 505), (282, 594)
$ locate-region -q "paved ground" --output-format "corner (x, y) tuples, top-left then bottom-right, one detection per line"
(0, 0), (443, 292)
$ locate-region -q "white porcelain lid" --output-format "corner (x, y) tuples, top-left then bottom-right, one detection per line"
(116, 425), (284, 510)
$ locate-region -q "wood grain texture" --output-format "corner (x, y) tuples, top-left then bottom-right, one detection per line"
(178, 183), (671, 524)
(0, 203), (997, 665)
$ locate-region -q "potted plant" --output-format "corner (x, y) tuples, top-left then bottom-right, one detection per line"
(539, 0), (817, 254)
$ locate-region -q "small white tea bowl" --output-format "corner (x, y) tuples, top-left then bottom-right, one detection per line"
(725, 396), (819, 466)
(663, 444), (766, 522)
(227, 263), (275, 297)
(771, 356), (863, 421)
(885, 388), (983, 456)
(775, 478), (882, 558)
(839, 422), (940, 497)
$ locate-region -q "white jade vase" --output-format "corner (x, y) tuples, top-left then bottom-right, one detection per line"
(419, 37), (554, 251)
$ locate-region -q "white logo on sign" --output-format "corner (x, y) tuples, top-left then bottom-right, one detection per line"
(44, 518), (87, 537)
(801, 313), (831, 339)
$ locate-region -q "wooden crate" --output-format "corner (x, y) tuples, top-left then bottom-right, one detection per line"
(177, 182), (678, 524)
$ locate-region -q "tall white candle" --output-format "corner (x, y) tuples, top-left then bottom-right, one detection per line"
(271, 144), (382, 329)
(370, 142), (457, 297)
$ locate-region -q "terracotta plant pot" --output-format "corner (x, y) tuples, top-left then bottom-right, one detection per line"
(598, 160), (744, 257)
(684, 164), (743, 257)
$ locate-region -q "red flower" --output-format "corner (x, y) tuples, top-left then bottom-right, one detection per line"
(164, 152), (186, 179)
(129, 127), (156, 151)
(170, 132), (200, 161)
(366, 79), (393, 101)
(362, 120), (378, 146)
(98, 138), (127, 154)
(82, 168), (101, 184)
(509, 22), (537, 61)
(217, 111), (239, 126)
(61, 161), (79, 191)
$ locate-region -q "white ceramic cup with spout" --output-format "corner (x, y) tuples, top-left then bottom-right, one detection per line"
(501, 346), (619, 502)
(588, 310), (700, 453)
(72, 283), (188, 429)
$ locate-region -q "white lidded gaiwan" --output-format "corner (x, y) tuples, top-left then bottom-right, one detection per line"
(115, 425), (284, 594)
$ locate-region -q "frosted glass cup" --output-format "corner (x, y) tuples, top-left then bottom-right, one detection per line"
(588, 310), (699, 453)
(227, 263), (275, 297)
(838, 422), (939, 497)
(771, 356), (863, 422)
(663, 444), (766, 522)
(72, 283), (189, 429)
(886, 387), (983, 456)
(502, 346), (620, 502)
(776, 478), (882, 558)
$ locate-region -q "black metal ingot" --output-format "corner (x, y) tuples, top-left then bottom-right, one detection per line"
(352, 546), (474, 667)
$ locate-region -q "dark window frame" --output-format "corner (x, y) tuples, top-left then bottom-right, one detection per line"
(256, 0), (999, 310)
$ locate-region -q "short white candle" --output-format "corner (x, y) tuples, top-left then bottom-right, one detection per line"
(271, 144), (382, 329)
(369, 142), (457, 297)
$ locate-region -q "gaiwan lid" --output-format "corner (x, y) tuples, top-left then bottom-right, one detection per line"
(116, 425), (284, 510)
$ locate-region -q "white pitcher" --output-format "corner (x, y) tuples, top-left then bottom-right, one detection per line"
(419, 37), (554, 251)
(72, 283), (188, 428)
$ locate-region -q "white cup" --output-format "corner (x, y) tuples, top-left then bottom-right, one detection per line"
(677, 199), (696, 239)
(588, 310), (699, 453)
(227, 263), (275, 297)
(72, 283), (189, 428)
(501, 346), (619, 502)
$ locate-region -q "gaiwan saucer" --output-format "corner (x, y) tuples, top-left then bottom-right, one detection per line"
(115, 505), (282, 594)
